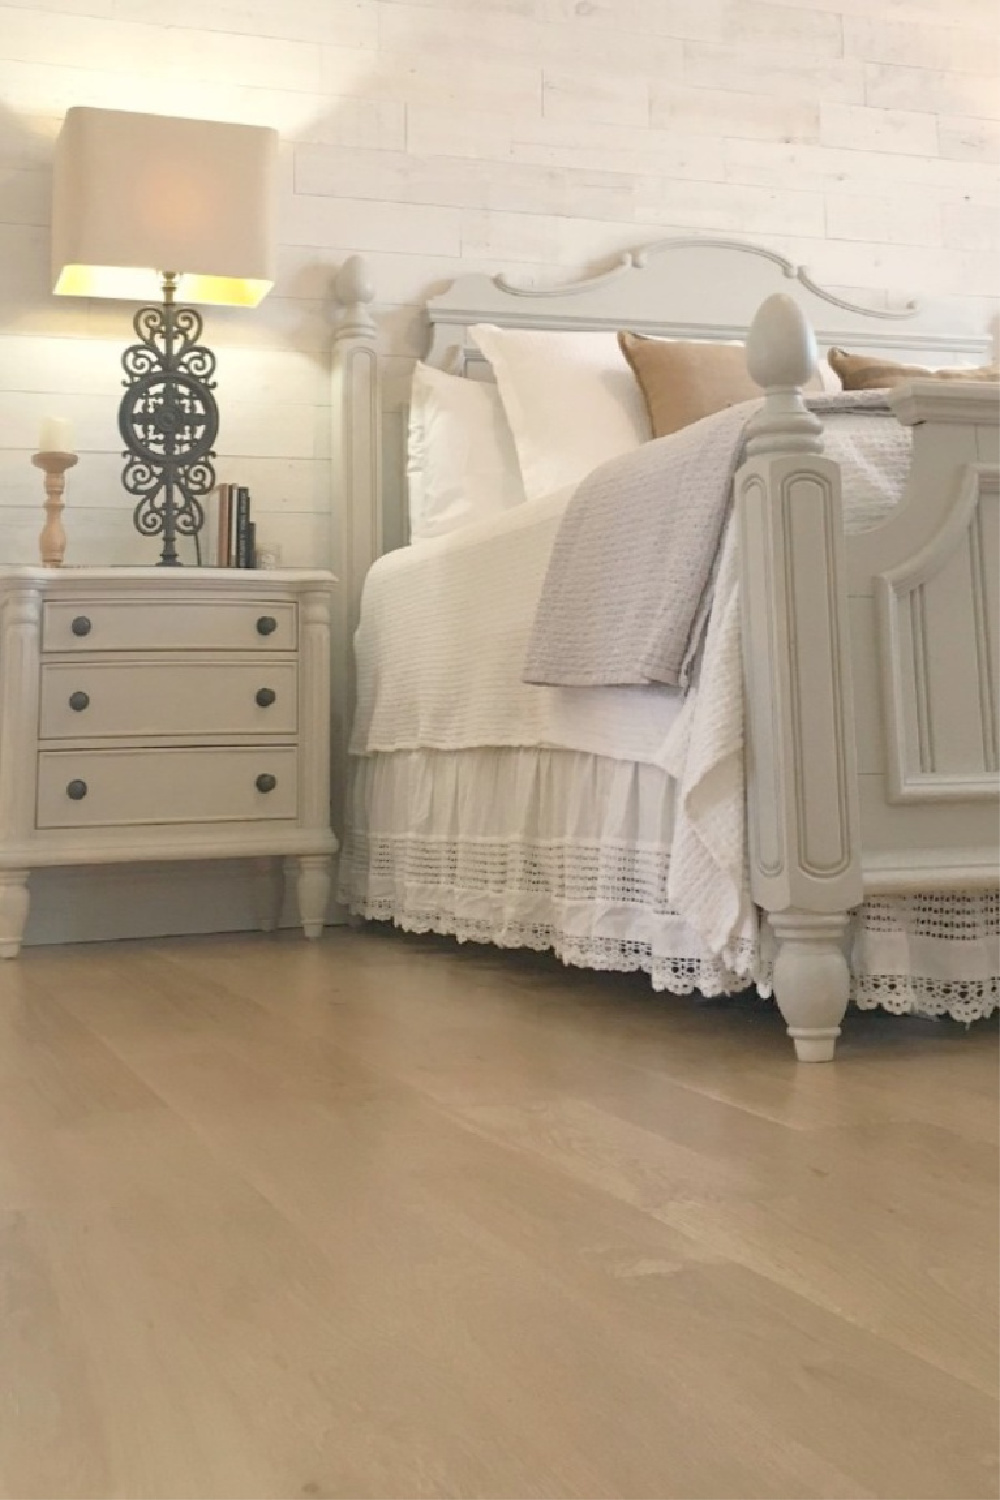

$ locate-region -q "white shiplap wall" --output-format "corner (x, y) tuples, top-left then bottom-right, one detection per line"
(0, 0), (997, 944)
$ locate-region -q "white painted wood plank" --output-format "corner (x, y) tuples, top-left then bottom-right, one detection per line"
(294, 144), (634, 221)
(682, 44), (865, 105)
(937, 116), (1000, 163)
(845, 15), (997, 72)
(750, 0), (996, 23)
(820, 103), (941, 157)
(114, 0), (378, 48)
(723, 138), (999, 197)
(284, 193), (463, 258)
(0, 8), (327, 90)
(865, 64), (1000, 122)
(378, 1), (686, 70)
(679, 1), (845, 58)
(635, 180), (826, 239)
(826, 194), (942, 249)
(0, 453), (332, 518)
(651, 84), (820, 143)
(542, 69), (651, 130)
(0, 56), (334, 137)
(942, 202), (1000, 252)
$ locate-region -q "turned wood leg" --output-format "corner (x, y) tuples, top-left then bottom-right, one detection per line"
(253, 857), (284, 933)
(296, 855), (331, 940)
(0, 871), (30, 959)
(770, 911), (852, 1063)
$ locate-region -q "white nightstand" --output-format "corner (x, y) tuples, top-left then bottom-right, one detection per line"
(0, 566), (338, 957)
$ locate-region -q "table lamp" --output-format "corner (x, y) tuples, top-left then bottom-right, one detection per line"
(51, 107), (278, 565)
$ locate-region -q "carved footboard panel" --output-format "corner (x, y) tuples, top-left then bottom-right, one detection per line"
(738, 300), (999, 1061)
(847, 384), (999, 891)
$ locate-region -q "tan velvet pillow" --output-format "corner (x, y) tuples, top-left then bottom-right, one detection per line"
(828, 347), (1000, 391)
(618, 332), (762, 438)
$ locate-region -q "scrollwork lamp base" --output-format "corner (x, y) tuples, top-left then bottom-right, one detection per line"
(120, 272), (217, 566)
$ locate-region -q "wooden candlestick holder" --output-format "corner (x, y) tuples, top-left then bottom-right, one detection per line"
(31, 450), (78, 567)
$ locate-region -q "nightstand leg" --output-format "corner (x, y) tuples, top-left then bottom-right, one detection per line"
(0, 871), (30, 959)
(253, 857), (285, 933)
(296, 855), (330, 940)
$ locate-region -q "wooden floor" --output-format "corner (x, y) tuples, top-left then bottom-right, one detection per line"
(0, 928), (996, 1500)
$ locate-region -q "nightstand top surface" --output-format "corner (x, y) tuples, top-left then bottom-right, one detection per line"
(0, 567), (336, 585)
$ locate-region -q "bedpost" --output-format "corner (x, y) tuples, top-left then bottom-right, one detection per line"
(737, 295), (864, 1062)
(331, 256), (381, 836)
(332, 254), (382, 658)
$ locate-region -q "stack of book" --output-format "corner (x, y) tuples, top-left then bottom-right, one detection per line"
(212, 483), (257, 568)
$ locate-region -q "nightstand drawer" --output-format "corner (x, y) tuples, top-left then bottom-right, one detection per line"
(37, 747), (298, 828)
(39, 660), (299, 741)
(43, 599), (298, 653)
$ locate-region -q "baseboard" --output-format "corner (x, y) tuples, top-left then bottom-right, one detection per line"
(22, 860), (346, 950)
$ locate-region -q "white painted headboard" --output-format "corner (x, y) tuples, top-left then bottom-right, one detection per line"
(422, 235), (991, 375)
(328, 234), (994, 760)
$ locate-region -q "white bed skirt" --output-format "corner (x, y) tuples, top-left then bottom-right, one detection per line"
(339, 746), (999, 1024)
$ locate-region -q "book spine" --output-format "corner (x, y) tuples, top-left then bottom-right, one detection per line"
(235, 487), (251, 569)
(246, 521), (257, 570)
(217, 483), (233, 567)
(202, 488), (217, 567)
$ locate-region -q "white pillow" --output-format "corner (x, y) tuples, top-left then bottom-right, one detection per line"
(407, 362), (525, 540)
(469, 324), (651, 501)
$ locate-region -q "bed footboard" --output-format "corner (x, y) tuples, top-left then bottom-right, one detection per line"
(849, 382), (998, 885)
(738, 297), (999, 1062)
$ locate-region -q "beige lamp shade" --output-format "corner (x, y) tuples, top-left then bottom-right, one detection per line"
(52, 107), (278, 307)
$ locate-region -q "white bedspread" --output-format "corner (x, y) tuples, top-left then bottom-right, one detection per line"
(351, 486), (686, 767)
(352, 407), (912, 968)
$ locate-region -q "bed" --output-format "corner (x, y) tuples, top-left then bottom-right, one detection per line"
(329, 236), (999, 1062)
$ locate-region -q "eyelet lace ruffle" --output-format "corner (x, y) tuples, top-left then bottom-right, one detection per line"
(340, 750), (998, 1025)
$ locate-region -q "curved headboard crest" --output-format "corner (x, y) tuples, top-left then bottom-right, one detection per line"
(494, 236), (919, 319)
(424, 234), (990, 370)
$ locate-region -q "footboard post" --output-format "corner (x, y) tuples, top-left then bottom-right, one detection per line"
(331, 256), (382, 842)
(737, 296), (864, 1062)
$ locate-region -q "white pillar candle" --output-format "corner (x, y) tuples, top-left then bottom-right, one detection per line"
(38, 416), (74, 454)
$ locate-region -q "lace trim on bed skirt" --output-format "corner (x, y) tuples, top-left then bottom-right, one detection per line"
(340, 747), (998, 1025)
(853, 973), (999, 1022)
(349, 887), (761, 999)
(341, 830), (999, 1023)
(341, 827), (760, 998)
(852, 893), (1000, 1023)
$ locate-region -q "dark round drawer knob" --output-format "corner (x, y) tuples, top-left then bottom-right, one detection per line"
(255, 687), (276, 708)
(69, 691), (90, 712)
(71, 615), (91, 637)
(255, 773), (277, 794)
(66, 779), (88, 801)
(256, 615), (277, 637)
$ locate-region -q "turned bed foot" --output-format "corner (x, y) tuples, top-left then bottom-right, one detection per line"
(770, 911), (852, 1063)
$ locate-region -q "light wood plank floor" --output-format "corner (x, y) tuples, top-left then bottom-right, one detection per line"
(0, 927), (996, 1500)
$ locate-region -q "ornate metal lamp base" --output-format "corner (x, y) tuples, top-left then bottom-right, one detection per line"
(120, 272), (217, 566)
